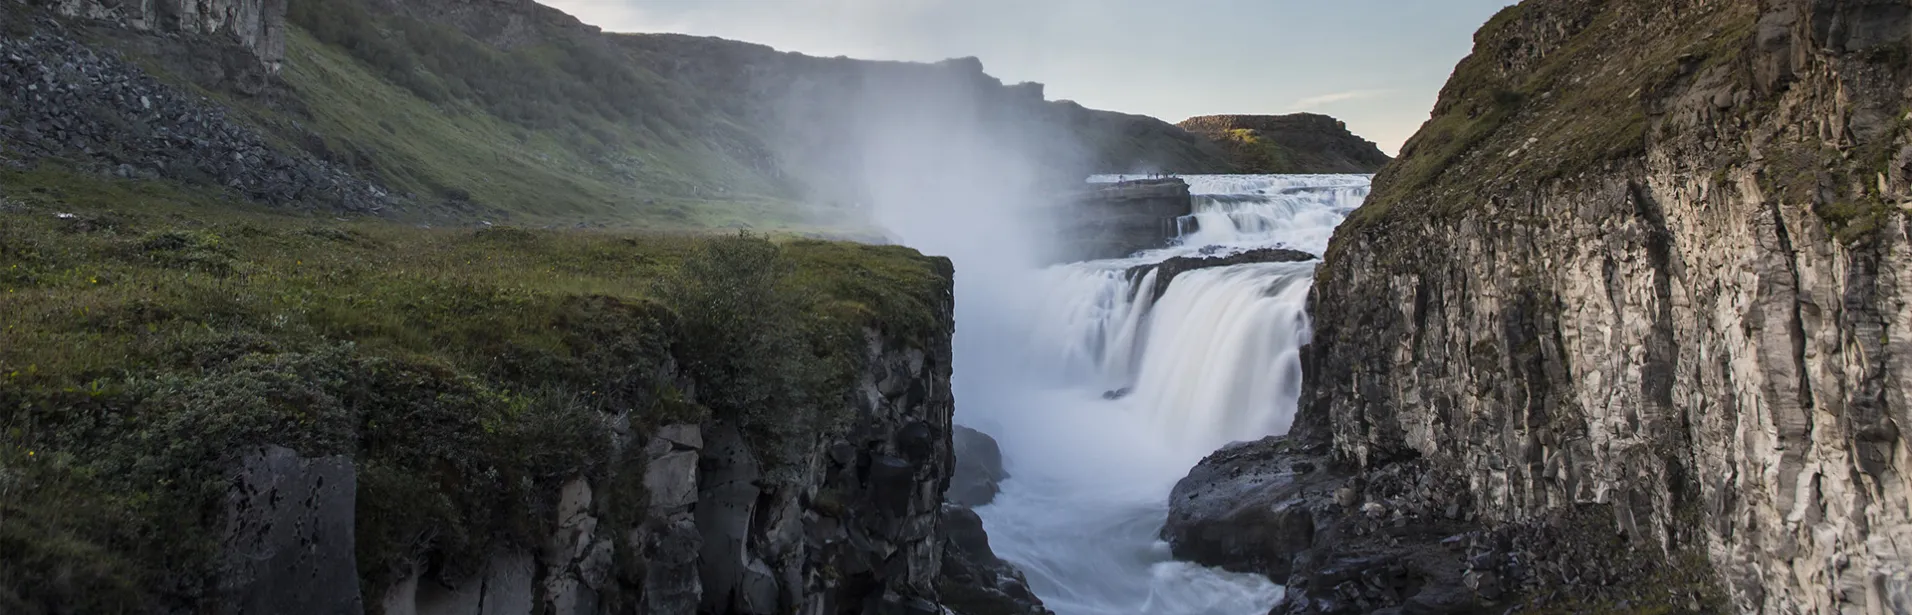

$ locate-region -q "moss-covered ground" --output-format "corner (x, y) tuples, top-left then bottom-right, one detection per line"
(0, 166), (951, 613)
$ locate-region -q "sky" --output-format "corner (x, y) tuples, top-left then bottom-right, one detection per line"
(540, 0), (1518, 155)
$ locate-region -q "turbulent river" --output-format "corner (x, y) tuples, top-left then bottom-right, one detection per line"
(879, 173), (1368, 614)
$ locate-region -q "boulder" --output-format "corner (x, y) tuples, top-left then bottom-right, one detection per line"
(1161, 437), (1326, 579)
(936, 505), (1051, 615)
(1162, 437), (1486, 615)
(949, 425), (1008, 507)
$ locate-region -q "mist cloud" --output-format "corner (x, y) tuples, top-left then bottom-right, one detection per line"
(543, 0), (1517, 155)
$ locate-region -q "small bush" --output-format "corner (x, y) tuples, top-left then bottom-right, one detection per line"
(656, 233), (828, 478)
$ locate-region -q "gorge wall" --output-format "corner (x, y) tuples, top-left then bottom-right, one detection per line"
(1044, 178), (1193, 263)
(1289, 0), (1912, 612)
(372, 326), (961, 615)
(0, 231), (1004, 615)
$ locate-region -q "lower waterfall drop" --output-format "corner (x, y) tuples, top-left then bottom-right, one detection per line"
(959, 174), (1368, 615)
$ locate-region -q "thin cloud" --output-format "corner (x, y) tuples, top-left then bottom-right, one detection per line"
(1289, 89), (1393, 111)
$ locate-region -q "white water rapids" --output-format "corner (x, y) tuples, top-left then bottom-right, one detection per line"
(876, 173), (1368, 615)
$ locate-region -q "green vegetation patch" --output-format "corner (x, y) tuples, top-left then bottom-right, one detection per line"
(1346, 0), (1760, 231)
(1213, 129), (1298, 174)
(0, 167), (952, 611)
(259, 26), (795, 227)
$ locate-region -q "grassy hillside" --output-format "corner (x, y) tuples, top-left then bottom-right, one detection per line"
(1345, 1), (1758, 230)
(1177, 114), (1391, 174)
(84, 0), (1224, 230)
(0, 166), (951, 611)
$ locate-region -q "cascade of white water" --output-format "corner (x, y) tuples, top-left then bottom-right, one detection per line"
(929, 174), (1368, 615)
(1123, 262), (1314, 449)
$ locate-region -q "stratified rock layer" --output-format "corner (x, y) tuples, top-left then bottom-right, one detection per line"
(1047, 178), (1192, 263)
(1278, 0), (1912, 613)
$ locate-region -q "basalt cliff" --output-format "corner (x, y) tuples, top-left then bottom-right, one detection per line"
(1168, 0), (1912, 613)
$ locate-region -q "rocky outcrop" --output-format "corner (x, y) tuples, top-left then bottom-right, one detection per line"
(939, 426), (1051, 615)
(1126, 247), (1317, 300)
(1270, 0), (1912, 613)
(219, 446), (361, 615)
(0, 24), (393, 210)
(374, 321), (960, 615)
(1046, 179), (1192, 263)
(1165, 436), (1712, 614)
(950, 426), (1008, 508)
(1178, 114), (1391, 175)
(936, 505), (1051, 615)
(25, 0), (287, 71)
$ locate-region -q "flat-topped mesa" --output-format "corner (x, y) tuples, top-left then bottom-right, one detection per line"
(1044, 178), (1192, 263)
(1179, 113), (1391, 174)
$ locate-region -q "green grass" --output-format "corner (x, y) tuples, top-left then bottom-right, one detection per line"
(1345, 0), (1760, 231)
(0, 166), (952, 612)
(260, 29), (805, 228)
(1212, 129), (1298, 174)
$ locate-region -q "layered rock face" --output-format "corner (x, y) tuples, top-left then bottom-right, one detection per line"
(28, 0), (286, 70)
(1273, 0), (1912, 612)
(1178, 114), (1392, 175)
(371, 326), (961, 615)
(1046, 178), (1193, 263)
(192, 290), (974, 615)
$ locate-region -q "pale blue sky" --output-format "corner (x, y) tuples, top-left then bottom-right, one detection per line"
(543, 0), (1516, 154)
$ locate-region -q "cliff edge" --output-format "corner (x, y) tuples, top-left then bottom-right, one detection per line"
(1167, 0), (1912, 613)
(1305, 0), (1911, 612)
(1178, 113), (1391, 174)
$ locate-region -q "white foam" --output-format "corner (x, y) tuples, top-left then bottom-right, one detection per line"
(943, 174), (1367, 615)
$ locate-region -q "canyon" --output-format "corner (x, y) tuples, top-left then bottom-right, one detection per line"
(8, 0), (1911, 613)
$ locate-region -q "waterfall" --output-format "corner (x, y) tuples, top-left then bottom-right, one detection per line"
(1124, 262), (1313, 449)
(956, 174), (1368, 615)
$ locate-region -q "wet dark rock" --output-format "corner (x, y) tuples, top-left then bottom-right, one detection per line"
(950, 425), (1009, 507)
(1125, 247), (1317, 301)
(1046, 178), (1191, 263)
(936, 505), (1052, 615)
(1164, 437), (1492, 615)
(1163, 437), (1325, 579)
(218, 445), (361, 615)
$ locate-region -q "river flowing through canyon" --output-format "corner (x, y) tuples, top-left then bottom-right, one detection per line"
(900, 174), (1369, 614)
